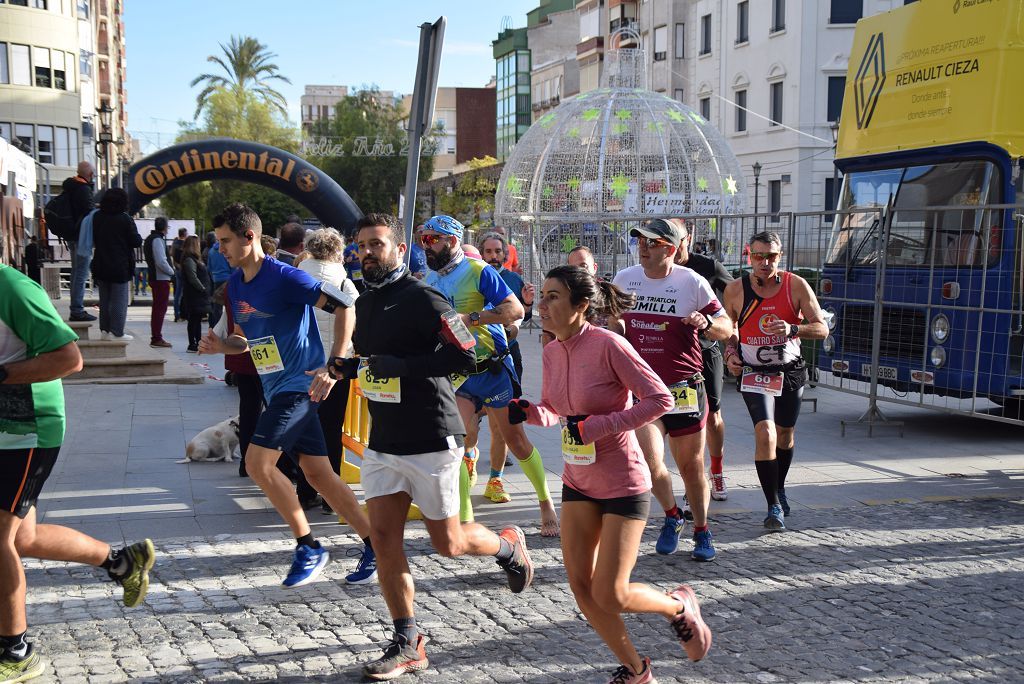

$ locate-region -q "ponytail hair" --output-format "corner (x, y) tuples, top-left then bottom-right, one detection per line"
(545, 265), (635, 323)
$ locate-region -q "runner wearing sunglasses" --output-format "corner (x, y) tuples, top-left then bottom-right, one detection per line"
(721, 231), (828, 531)
(609, 219), (732, 561)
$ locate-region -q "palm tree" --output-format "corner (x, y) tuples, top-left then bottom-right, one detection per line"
(189, 36), (291, 120)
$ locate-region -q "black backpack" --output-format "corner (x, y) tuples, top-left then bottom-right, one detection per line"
(44, 192), (77, 241)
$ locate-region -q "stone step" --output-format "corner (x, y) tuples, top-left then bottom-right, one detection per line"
(69, 357), (167, 380)
(64, 373), (204, 386)
(67, 320), (93, 340)
(76, 339), (129, 360)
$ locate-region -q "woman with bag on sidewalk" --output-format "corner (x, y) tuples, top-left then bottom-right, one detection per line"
(89, 188), (142, 340)
(508, 265), (712, 683)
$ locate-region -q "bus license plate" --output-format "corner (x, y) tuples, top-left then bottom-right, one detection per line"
(861, 364), (898, 381)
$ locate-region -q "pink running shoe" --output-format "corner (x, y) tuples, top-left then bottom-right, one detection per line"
(607, 656), (656, 683)
(668, 585), (712, 662)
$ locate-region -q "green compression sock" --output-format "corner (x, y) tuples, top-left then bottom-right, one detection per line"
(459, 456), (474, 522)
(519, 448), (551, 502)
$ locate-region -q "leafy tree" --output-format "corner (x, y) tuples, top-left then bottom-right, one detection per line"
(159, 91), (305, 233)
(436, 156), (499, 229)
(189, 35), (291, 120)
(305, 88), (437, 217)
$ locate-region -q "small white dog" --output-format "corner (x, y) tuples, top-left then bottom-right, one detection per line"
(178, 416), (241, 463)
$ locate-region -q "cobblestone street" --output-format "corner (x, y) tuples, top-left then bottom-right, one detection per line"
(25, 498), (1024, 683)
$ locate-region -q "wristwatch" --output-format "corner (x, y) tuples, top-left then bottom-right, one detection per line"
(0, 364), (7, 384)
(787, 323), (800, 339)
(469, 311), (482, 326)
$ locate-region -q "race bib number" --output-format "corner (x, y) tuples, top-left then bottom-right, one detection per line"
(561, 423), (596, 465)
(358, 359), (401, 403)
(449, 373), (468, 391)
(741, 367), (784, 396)
(248, 336), (284, 375)
(666, 381), (700, 415)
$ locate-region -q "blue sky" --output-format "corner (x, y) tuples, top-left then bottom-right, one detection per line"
(125, 0), (537, 154)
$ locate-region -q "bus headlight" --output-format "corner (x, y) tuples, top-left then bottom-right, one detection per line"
(930, 346), (946, 368)
(824, 307), (837, 331)
(823, 335), (835, 353)
(930, 314), (950, 343)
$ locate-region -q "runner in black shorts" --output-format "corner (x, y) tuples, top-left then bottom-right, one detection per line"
(0, 265), (155, 683)
(722, 231), (828, 531)
(675, 221), (734, 502)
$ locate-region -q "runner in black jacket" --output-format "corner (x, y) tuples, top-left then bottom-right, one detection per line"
(331, 213), (534, 682)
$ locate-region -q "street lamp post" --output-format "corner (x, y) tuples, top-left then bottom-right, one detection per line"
(96, 102), (114, 189)
(752, 161), (762, 216)
(830, 117), (841, 216)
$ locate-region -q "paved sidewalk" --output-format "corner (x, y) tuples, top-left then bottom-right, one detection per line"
(22, 306), (1024, 681)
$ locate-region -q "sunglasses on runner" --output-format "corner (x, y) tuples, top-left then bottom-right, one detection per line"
(420, 234), (447, 247)
(638, 237), (673, 248)
(750, 251), (782, 262)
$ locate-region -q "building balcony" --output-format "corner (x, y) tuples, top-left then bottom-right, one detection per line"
(576, 36), (604, 60)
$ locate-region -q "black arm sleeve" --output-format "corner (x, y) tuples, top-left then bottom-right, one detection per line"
(400, 289), (475, 378)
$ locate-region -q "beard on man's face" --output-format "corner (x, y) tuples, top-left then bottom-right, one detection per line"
(425, 243), (454, 271)
(362, 251), (399, 282)
(487, 257), (503, 269)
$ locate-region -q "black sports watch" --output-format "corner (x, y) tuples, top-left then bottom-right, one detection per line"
(469, 311), (482, 326)
(787, 323), (800, 339)
(0, 365), (7, 384)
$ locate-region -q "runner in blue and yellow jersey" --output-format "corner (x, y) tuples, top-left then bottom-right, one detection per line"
(423, 216), (559, 537)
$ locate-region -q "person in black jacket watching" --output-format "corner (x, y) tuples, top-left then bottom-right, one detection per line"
(330, 213), (534, 681)
(90, 188), (142, 341)
(179, 235), (212, 352)
(65, 161), (96, 322)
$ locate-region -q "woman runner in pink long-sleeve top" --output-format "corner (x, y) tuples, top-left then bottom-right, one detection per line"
(507, 265), (712, 684)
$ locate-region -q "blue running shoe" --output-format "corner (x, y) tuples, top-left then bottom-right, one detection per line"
(345, 544), (378, 585)
(691, 529), (716, 562)
(764, 505), (786, 532)
(777, 490), (791, 516)
(282, 544), (330, 588)
(656, 515), (684, 555)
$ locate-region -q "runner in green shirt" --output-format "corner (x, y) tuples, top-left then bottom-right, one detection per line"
(0, 264), (156, 683)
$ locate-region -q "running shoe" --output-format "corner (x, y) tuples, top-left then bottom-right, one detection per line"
(777, 489), (791, 516)
(344, 544), (377, 585)
(0, 650), (45, 683)
(709, 472), (728, 501)
(668, 584), (712, 662)
(496, 525), (533, 593)
(483, 477), (512, 503)
(764, 504), (786, 532)
(607, 656), (656, 683)
(281, 544), (330, 588)
(363, 635), (429, 681)
(681, 495), (693, 522)
(463, 449), (478, 489)
(115, 539), (156, 608)
(655, 515), (684, 555)
(691, 529), (716, 562)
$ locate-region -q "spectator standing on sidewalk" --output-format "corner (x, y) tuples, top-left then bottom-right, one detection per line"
(143, 217), (174, 348)
(170, 227), (187, 322)
(180, 235), (212, 353)
(275, 222), (306, 266)
(0, 263), (155, 683)
(65, 161), (96, 322)
(90, 188), (142, 342)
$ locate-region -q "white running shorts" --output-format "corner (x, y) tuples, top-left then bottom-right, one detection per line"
(361, 447), (463, 520)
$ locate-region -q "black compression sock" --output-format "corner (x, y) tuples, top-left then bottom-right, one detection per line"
(393, 617), (418, 646)
(0, 632), (29, 661)
(102, 547), (131, 579)
(296, 533), (319, 549)
(776, 446), (794, 491)
(755, 459), (780, 507)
